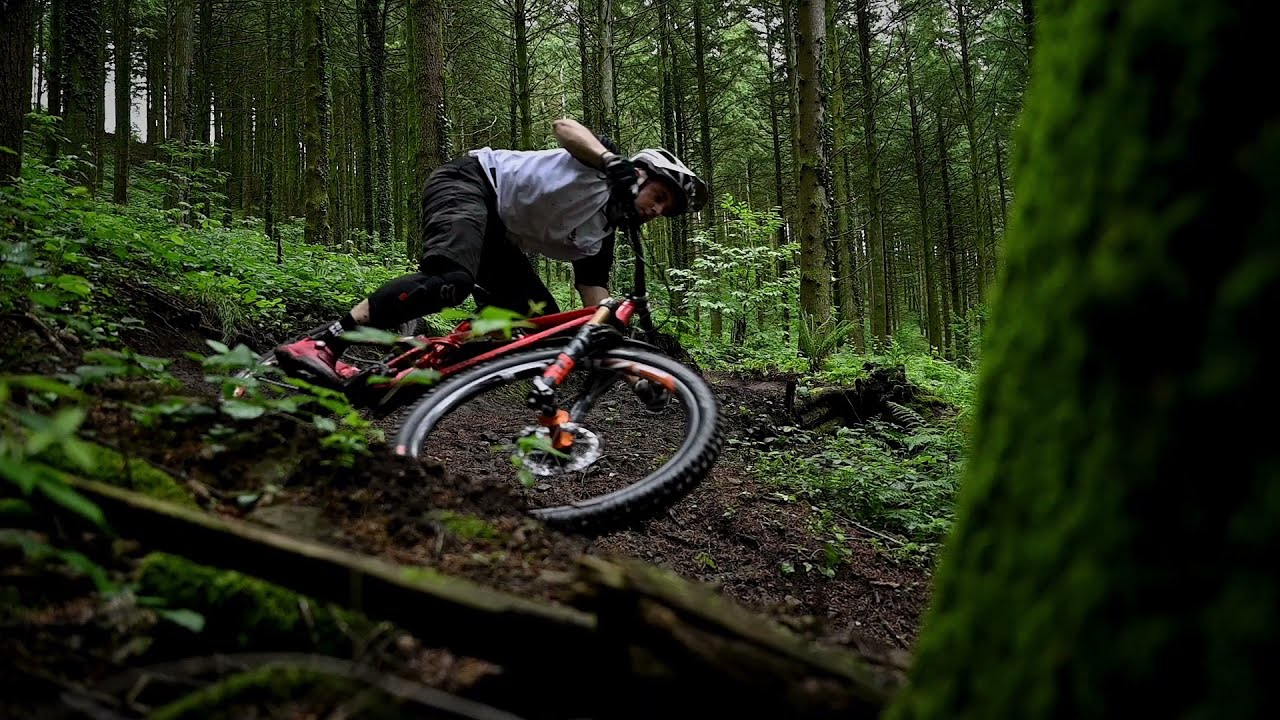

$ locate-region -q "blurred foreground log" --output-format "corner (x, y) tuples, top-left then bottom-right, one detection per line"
(64, 477), (905, 719)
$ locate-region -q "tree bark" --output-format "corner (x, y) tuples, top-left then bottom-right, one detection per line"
(0, 0), (37, 184)
(409, 0), (445, 258)
(905, 33), (939, 353)
(302, 0), (330, 245)
(855, 0), (887, 347)
(888, 1), (1280, 716)
(112, 0), (131, 203)
(363, 0), (391, 243)
(795, 0), (831, 325)
(62, 0), (101, 188)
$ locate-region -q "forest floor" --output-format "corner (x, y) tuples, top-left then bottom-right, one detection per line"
(2, 288), (938, 718)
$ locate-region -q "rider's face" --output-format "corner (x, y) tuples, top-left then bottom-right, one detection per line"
(633, 177), (675, 222)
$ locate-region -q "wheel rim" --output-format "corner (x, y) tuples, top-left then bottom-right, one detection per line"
(401, 352), (703, 514)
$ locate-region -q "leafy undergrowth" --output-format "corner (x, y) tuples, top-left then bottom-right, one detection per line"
(2, 150), (441, 352)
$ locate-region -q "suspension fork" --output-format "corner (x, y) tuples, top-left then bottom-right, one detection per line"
(526, 304), (621, 449)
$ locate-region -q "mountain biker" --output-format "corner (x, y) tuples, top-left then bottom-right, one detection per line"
(272, 116), (708, 388)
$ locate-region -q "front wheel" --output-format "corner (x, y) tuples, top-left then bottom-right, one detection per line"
(392, 344), (724, 534)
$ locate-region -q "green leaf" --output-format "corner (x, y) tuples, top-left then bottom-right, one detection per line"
(220, 399), (266, 420)
(54, 274), (93, 296)
(7, 374), (87, 400)
(338, 327), (403, 345)
(313, 416), (337, 432)
(383, 368), (441, 387)
(156, 608), (206, 633)
(205, 339), (230, 354)
(0, 498), (32, 516)
(29, 290), (63, 308)
(0, 457), (39, 494)
(59, 437), (98, 472)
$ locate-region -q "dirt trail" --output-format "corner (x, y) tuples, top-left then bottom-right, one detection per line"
(4, 305), (934, 716)
(127, 321), (933, 652)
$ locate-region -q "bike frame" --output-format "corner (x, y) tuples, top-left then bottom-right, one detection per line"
(374, 297), (641, 388)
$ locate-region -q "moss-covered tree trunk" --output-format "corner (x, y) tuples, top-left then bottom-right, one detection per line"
(0, 0), (36, 184)
(795, 0), (830, 326)
(301, 0), (330, 245)
(888, 2), (1278, 718)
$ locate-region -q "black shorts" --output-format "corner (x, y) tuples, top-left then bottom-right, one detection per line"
(417, 155), (615, 316)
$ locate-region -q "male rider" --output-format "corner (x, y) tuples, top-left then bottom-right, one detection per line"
(273, 116), (708, 385)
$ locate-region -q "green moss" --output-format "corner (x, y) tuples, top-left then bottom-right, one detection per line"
(428, 510), (502, 541)
(147, 664), (404, 720)
(136, 552), (370, 653)
(887, 2), (1279, 719)
(40, 440), (194, 506)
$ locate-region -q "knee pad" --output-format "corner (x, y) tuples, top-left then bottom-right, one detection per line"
(368, 269), (475, 328)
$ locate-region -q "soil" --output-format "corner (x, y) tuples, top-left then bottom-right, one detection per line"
(2, 294), (938, 718)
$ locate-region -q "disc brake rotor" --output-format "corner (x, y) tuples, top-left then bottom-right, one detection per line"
(516, 424), (602, 476)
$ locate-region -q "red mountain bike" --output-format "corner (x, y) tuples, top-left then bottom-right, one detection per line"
(232, 222), (724, 533)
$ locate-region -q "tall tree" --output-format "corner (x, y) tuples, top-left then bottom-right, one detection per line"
(112, 0), (131, 203)
(855, 0), (888, 346)
(409, 0), (445, 258)
(363, 0), (391, 242)
(0, 0), (37, 184)
(62, 0), (101, 188)
(795, 0), (830, 324)
(302, 0), (330, 245)
(887, 1), (1278, 717)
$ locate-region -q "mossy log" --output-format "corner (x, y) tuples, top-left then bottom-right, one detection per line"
(790, 364), (919, 432)
(145, 656), (524, 720)
(65, 477), (596, 670)
(62, 477), (900, 718)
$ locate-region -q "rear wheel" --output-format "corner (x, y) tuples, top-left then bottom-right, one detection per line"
(392, 344), (724, 533)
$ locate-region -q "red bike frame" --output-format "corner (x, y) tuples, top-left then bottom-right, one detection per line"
(376, 298), (640, 388)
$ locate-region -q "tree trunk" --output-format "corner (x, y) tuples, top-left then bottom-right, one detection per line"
(692, 0), (720, 339)
(46, 0), (63, 161)
(409, 0), (445, 259)
(302, 0), (330, 245)
(826, 7), (861, 351)
(936, 109), (962, 324)
(62, 0), (101, 188)
(765, 15), (789, 343)
(363, 0), (391, 243)
(597, 0), (615, 140)
(168, 0), (193, 211)
(855, 0), (887, 347)
(356, 7), (374, 243)
(146, 17), (163, 146)
(514, 0), (531, 149)
(905, 34), (939, 353)
(795, 0), (830, 325)
(890, 2), (1280, 716)
(0, 0), (37, 184)
(112, 0), (130, 203)
(954, 0), (989, 301)
(1022, 0), (1035, 52)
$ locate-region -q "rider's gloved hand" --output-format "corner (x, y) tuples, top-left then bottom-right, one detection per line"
(601, 151), (639, 201)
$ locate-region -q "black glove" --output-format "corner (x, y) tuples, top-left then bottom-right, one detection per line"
(601, 152), (638, 198)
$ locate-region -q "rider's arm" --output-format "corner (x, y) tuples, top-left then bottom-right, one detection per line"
(554, 117), (616, 169)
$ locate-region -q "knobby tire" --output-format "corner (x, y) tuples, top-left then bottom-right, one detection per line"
(392, 343), (725, 534)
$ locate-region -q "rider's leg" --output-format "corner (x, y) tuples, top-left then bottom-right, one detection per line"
(274, 156), (496, 382)
(473, 238), (562, 319)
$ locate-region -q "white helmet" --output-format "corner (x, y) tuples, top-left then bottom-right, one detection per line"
(630, 148), (708, 216)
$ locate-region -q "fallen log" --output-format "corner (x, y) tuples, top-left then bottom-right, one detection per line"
(57, 476), (903, 718)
